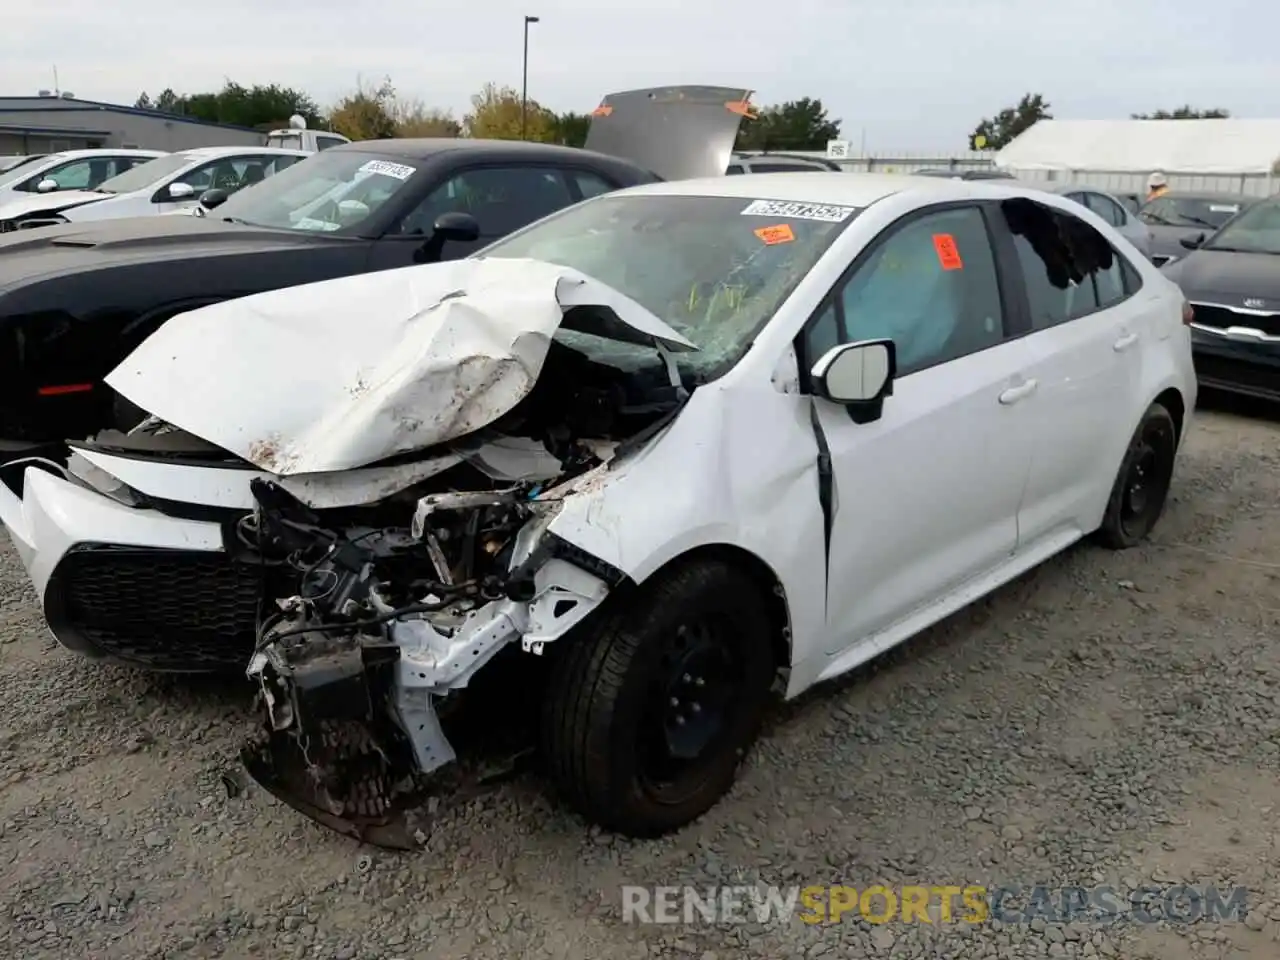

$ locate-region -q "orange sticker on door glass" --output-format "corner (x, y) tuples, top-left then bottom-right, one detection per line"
(754, 224), (795, 245)
(933, 233), (963, 270)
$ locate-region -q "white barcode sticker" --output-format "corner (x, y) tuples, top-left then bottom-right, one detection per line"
(358, 160), (416, 181)
(740, 199), (856, 222)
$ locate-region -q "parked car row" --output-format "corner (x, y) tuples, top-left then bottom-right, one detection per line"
(0, 86), (1226, 851)
(0, 119), (353, 232)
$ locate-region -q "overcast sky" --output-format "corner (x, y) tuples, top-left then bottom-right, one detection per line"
(5, 0), (1277, 152)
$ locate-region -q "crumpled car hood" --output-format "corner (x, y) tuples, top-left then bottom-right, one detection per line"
(106, 256), (696, 476)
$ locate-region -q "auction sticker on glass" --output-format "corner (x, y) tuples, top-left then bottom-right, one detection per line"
(741, 199), (856, 222)
(358, 160), (416, 181)
(932, 233), (963, 270)
(754, 224), (795, 245)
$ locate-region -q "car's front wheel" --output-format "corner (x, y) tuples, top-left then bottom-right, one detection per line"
(541, 558), (777, 836)
(1096, 401), (1178, 549)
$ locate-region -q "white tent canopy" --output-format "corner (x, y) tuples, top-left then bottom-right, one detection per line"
(994, 119), (1280, 176)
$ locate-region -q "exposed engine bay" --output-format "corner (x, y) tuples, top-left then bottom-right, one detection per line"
(228, 337), (684, 848)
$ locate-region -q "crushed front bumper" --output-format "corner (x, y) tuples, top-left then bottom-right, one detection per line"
(242, 554), (613, 847)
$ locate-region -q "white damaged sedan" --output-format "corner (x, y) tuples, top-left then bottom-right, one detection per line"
(0, 173), (1197, 844)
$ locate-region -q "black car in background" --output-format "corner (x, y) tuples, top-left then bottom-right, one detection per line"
(726, 152), (844, 173)
(1139, 191), (1257, 267)
(1161, 196), (1280, 401)
(0, 86), (752, 465)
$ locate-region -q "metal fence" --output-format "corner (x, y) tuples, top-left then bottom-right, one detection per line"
(736, 150), (1278, 196)
(1008, 168), (1276, 197)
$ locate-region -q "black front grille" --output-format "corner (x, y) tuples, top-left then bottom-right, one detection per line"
(1191, 303), (1280, 337)
(1194, 352), (1280, 400)
(45, 546), (265, 672)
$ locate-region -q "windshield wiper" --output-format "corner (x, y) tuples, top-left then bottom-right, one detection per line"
(1180, 215), (1218, 229)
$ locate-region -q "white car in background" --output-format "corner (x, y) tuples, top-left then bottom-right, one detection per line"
(0, 148), (164, 209)
(0, 173), (1195, 844)
(0, 154), (47, 174)
(0, 147), (309, 231)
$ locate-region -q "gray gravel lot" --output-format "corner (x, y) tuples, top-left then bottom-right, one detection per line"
(2, 398), (1280, 960)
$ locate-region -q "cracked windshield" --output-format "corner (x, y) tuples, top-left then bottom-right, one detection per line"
(482, 194), (858, 378)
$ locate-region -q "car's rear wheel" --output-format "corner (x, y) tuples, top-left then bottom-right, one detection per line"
(540, 558), (777, 836)
(1096, 402), (1177, 549)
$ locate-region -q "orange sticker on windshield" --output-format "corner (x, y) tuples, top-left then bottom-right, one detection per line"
(933, 233), (963, 270)
(755, 224), (795, 245)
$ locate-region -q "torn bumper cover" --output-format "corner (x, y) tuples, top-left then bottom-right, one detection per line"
(238, 479), (622, 848)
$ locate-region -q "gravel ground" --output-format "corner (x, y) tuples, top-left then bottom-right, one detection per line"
(3, 396), (1280, 960)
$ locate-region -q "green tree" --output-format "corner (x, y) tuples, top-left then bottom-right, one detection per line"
(133, 81), (323, 129)
(734, 98), (841, 151)
(1131, 106), (1230, 119)
(552, 111), (591, 148)
(392, 98), (461, 138)
(153, 88), (186, 113)
(328, 76), (398, 141)
(969, 93), (1052, 150)
(463, 83), (557, 141)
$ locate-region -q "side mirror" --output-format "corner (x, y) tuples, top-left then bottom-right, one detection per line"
(166, 182), (196, 201)
(810, 339), (896, 423)
(433, 211), (481, 242)
(199, 188), (229, 210)
(415, 211), (481, 264)
(35, 178), (59, 193)
(1180, 233), (1205, 250)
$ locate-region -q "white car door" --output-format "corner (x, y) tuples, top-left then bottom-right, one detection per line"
(995, 200), (1147, 548)
(802, 203), (1039, 654)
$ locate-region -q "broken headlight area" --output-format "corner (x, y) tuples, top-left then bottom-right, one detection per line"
(237, 464), (618, 848)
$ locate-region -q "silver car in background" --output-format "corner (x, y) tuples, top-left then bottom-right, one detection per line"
(1018, 181), (1153, 259)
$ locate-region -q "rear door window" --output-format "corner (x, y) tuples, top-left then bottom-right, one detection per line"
(1002, 199), (1136, 328)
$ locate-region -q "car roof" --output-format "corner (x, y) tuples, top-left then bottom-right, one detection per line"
(1017, 180), (1116, 195)
(616, 171), (999, 206)
(44, 148), (166, 159)
(179, 146), (311, 159)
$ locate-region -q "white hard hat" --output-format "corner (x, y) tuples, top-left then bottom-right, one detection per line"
(1148, 171), (1167, 188)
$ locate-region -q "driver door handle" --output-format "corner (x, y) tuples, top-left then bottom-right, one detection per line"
(999, 379), (1038, 405)
(1114, 332), (1139, 352)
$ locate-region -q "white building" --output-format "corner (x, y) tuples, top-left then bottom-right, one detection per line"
(994, 118), (1280, 197)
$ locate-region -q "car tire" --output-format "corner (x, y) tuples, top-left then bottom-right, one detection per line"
(1095, 402), (1177, 549)
(540, 558), (777, 837)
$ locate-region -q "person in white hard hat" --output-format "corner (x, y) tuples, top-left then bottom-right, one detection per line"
(1147, 171), (1169, 202)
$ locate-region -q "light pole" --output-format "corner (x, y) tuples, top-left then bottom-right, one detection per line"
(521, 15), (539, 140)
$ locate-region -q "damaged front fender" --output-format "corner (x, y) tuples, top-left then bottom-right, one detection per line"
(240, 480), (619, 847)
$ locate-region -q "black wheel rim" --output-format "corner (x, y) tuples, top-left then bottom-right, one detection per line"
(1120, 421), (1173, 539)
(636, 615), (745, 805)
